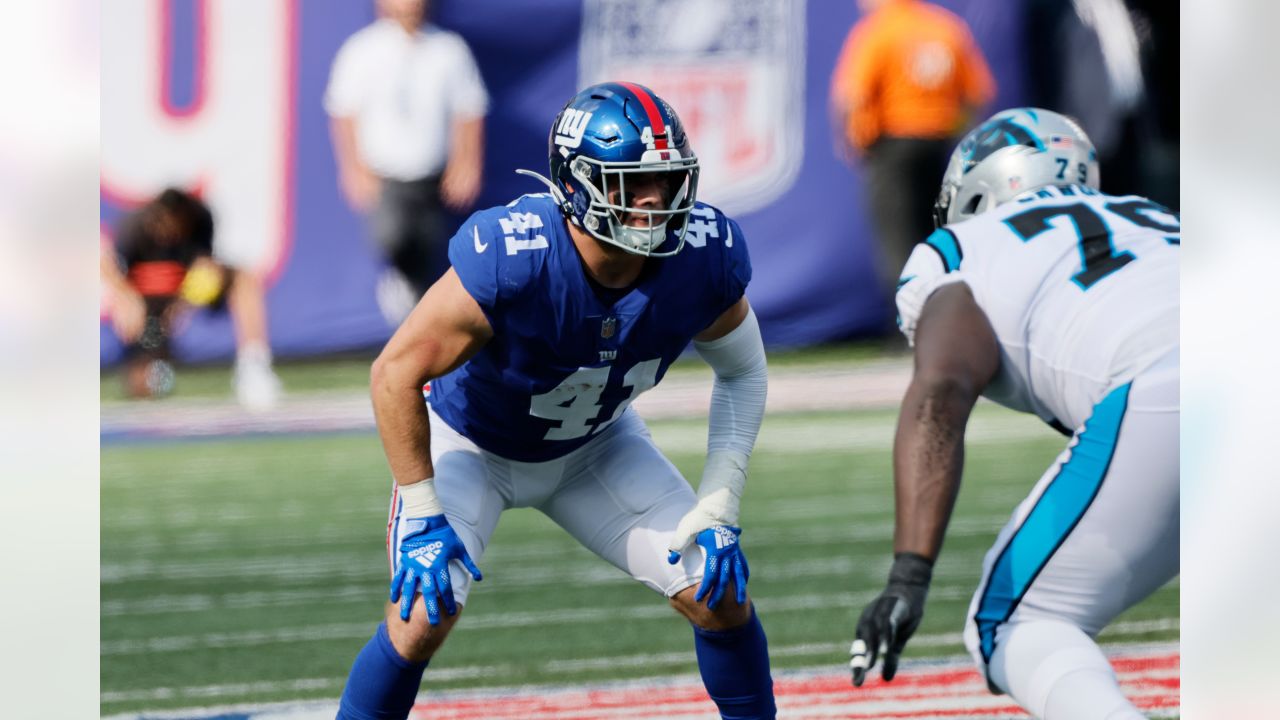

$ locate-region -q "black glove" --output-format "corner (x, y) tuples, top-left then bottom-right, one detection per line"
(850, 552), (933, 687)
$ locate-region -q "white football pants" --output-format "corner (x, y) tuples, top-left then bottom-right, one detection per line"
(386, 406), (703, 607)
(963, 349), (1179, 719)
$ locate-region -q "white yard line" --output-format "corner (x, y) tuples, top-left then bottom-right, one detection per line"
(100, 589), (1173, 655)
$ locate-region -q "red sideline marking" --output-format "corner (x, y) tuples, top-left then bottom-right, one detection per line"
(385, 484), (399, 578)
(616, 81), (669, 149)
(412, 648), (1178, 719)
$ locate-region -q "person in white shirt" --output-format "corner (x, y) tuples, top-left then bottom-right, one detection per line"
(325, 0), (489, 314)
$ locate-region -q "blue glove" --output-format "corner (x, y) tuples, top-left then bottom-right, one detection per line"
(390, 514), (482, 624)
(668, 525), (749, 610)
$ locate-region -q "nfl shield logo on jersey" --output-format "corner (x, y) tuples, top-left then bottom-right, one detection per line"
(601, 316), (618, 339)
(579, 0), (806, 215)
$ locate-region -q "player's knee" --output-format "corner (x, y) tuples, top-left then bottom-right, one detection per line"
(989, 619), (1125, 717)
(670, 585), (752, 631)
(383, 599), (462, 663)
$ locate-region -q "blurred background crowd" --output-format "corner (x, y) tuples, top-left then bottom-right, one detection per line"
(100, 0), (1177, 407)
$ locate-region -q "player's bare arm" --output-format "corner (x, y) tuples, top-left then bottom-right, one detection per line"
(371, 267), (493, 484)
(372, 268), (492, 627)
(851, 280), (999, 687)
(893, 281), (999, 561)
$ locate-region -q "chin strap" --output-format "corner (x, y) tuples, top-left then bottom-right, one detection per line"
(514, 169), (574, 220)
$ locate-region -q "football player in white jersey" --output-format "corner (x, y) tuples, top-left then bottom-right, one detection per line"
(848, 108), (1178, 719)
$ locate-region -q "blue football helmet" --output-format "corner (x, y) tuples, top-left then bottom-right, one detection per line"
(518, 82), (700, 257)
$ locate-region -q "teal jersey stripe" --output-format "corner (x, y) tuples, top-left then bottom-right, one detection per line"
(925, 228), (963, 272)
(973, 382), (1132, 664)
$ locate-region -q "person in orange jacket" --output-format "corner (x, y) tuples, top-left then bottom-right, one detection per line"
(831, 0), (995, 321)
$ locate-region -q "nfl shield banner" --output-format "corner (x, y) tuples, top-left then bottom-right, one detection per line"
(579, 0), (807, 216)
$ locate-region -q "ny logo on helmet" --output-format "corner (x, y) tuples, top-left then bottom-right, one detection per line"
(555, 109), (593, 149)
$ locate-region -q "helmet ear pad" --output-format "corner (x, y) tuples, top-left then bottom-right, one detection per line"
(544, 149), (595, 225)
(553, 160), (595, 229)
(563, 157), (613, 235)
(568, 183), (591, 220)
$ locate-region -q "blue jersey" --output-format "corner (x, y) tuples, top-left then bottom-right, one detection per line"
(428, 194), (751, 462)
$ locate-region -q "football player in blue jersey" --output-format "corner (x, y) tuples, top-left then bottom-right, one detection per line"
(335, 82), (776, 720)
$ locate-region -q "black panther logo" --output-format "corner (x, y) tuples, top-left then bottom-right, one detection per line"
(959, 117), (1042, 173)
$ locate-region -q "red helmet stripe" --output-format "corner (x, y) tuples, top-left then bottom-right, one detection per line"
(617, 81), (669, 149)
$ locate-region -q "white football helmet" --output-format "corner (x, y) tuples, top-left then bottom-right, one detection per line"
(933, 108), (1099, 227)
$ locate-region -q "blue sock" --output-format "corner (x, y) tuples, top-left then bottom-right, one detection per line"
(336, 622), (428, 720)
(692, 607), (776, 720)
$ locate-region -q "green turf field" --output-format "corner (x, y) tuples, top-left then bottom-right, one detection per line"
(100, 404), (1178, 715)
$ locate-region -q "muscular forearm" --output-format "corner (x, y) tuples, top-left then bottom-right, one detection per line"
(369, 270), (493, 489)
(891, 377), (978, 561)
(370, 355), (435, 486)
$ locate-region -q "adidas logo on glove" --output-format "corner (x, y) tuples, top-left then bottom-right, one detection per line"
(409, 540), (445, 565)
(713, 526), (738, 549)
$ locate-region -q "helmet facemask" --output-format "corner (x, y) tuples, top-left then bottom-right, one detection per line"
(932, 181), (957, 229)
(570, 152), (700, 257)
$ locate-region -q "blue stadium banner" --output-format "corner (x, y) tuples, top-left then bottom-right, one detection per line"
(101, 0), (1026, 364)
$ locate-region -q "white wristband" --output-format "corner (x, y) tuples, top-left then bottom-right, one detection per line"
(399, 477), (444, 518)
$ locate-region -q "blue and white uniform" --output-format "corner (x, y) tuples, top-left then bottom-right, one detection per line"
(429, 194), (749, 462)
(344, 81), (776, 720)
(896, 185), (1180, 698)
(390, 194), (750, 605)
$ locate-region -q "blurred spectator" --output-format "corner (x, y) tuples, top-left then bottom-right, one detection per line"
(1025, 0), (1178, 209)
(101, 188), (282, 408)
(325, 0), (489, 324)
(831, 0), (995, 321)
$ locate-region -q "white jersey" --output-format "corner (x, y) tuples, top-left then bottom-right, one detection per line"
(895, 185), (1180, 431)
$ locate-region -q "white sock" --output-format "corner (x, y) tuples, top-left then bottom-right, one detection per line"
(236, 341), (273, 369)
(990, 619), (1144, 720)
